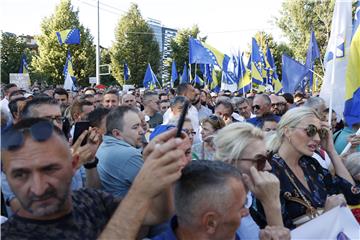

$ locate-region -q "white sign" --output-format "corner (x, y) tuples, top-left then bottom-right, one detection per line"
(9, 73), (31, 91)
(89, 77), (97, 84)
(123, 84), (135, 93)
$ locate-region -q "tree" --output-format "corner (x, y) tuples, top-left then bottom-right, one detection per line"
(1, 32), (30, 84)
(110, 3), (160, 86)
(169, 25), (201, 83)
(100, 48), (118, 86)
(31, 0), (95, 86)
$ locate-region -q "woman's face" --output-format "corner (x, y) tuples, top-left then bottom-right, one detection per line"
(234, 139), (271, 176)
(201, 122), (215, 142)
(286, 116), (321, 156)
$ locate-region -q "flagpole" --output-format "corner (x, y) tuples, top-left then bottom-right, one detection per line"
(96, 0), (100, 85)
(328, 26), (338, 127)
(239, 52), (245, 95)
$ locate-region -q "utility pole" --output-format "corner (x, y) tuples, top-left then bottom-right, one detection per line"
(96, 0), (100, 84)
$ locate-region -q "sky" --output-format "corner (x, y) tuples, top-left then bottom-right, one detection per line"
(0, 0), (285, 54)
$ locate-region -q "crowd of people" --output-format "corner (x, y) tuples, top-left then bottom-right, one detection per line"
(0, 82), (359, 239)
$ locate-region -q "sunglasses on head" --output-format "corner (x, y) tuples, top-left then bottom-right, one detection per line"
(294, 124), (328, 139)
(1, 121), (54, 151)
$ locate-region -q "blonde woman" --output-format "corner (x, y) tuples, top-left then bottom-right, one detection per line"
(267, 107), (359, 229)
(214, 122), (289, 239)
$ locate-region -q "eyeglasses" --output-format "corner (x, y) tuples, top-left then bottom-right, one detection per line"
(236, 152), (273, 171)
(183, 129), (196, 136)
(43, 115), (64, 124)
(1, 121), (54, 151)
(293, 124), (328, 139)
(252, 105), (261, 111)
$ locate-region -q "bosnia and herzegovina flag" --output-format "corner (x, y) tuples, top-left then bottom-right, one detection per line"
(344, 1), (360, 127)
(19, 53), (30, 74)
(56, 29), (80, 45)
(63, 51), (77, 91)
(143, 63), (160, 90)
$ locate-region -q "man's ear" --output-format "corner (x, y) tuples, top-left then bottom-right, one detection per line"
(111, 129), (122, 139)
(202, 211), (219, 235)
(71, 154), (80, 172)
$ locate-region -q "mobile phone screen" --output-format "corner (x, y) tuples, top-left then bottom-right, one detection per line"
(72, 121), (90, 146)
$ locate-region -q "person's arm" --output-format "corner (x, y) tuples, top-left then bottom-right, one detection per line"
(321, 122), (355, 185)
(99, 129), (184, 239)
(243, 167), (283, 226)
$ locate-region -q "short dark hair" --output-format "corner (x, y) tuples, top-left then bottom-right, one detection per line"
(159, 92), (168, 100)
(104, 89), (119, 97)
(176, 83), (190, 96)
(170, 96), (188, 108)
(258, 115), (279, 128)
(53, 88), (69, 98)
(21, 96), (59, 119)
(9, 90), (25, 99)
(143, 91), (158, 102)
(106, 106), (137, 134)
(8, 97), (27, 118)
(3, 84), (17, 93)
(282, 93), (294, 104)
(87, 107), (110, 128)
(175, 160), (243, 226)
(215, 100), (234, 114)
(70, 100), (93, 120)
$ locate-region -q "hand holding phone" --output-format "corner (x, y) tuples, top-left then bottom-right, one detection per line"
(176, 101), (190, 138)
(72, 121), (90, 146)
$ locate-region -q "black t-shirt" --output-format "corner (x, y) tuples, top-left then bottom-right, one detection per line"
(1, 188), (120, 240)
(148, 112), (163, 129)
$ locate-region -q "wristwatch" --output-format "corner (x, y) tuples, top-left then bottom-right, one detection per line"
(84, 157), (99, 169)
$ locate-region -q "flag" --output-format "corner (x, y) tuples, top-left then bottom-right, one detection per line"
(266, 47), (282, 93)
(344, 4), (360, 127)
(63, 51), (77, 91)
(180, 63), (190, 84)
(305, 30), (321, 91)
(282, 54), (309, 94)
(124, 63), (130, 82)
(189, 37), (219, 65)
(238, 52), (252, 94)
(19, 53), (29, 74)
(56, 29), (80, 45)
(193, 74), (204, 86)
(171, 60), (178, 88)
(251, 38), (264, 86)
(143, 63), (160, 90)
(352, 0), (360, 38)
(320, 0), (352, 118)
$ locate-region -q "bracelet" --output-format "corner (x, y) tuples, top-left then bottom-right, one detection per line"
(84, 157), (99, 169)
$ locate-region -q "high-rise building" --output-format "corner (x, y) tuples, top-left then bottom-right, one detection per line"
(147, 19), (177, 87)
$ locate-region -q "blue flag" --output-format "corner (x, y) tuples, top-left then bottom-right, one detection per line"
(124, 63), (130, 82)
(19, 53), (29, 74)
(305, 30), (321, 91)
(63, 51), (77, 91)
(352, 0), (360, 38)
(282, 54), (309, 94)
(251, 38), (263, 85)
(266, 47), (282, 93)
(171, 60), (178, 87)
(56, 29), (80, 45)
(193, 74), (204, 86)
(189, 37), (219, 65)
(180, 63), (189, 84)
(143, 63), (160, 90)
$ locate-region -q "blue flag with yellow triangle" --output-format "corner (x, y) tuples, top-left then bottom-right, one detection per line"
(56, 29), (80, 45)
(63, 51), (77, 91)
(19, 53), (30, 74)
(143, 63), (160, 90)
(251, 38), (264, 86)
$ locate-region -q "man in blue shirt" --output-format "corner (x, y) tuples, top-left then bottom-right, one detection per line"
(96, 106), (145, 198)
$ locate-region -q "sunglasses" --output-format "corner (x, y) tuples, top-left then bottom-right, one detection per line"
(252, 105), (261, 111)
(294, 124), (328, 139)
(236, 152), (273, 171)
(1, 121), (54, 151)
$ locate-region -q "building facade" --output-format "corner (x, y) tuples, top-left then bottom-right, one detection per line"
(147, 19), (177, 87)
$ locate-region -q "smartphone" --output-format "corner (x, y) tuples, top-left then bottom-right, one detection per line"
(176, 101), (190, 138)
(72, 121), (90, 146)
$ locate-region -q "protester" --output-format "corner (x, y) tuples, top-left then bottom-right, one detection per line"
(192, 115), (225, 160)
(247, 94), (280, 127)
(235, 97), (254, 120)
(53, 87), (70, 114)
(122, 93), (136, 107)
(102, 89), (120, 109)
(143, 91), (163, 128)
(1, 118), (186, 239)
(265, 107), (360, 229)
(159, 100), (170, 115)
(214, 100), (238, 125)
(96, 106), (144, 198)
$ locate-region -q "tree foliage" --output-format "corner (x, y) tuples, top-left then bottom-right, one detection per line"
(0, 32), (31, 84)
(31, 0), (95, 86)
(169, 25), (201, 81)
(110, 3), (160, 86)
(100, 48), (118, 86)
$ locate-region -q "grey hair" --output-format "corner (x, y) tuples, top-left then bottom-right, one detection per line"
(344, 152), (360, 177)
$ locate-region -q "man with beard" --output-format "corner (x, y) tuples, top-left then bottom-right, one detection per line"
(194, 88), (212, 122)
(53, 88), (69, 115)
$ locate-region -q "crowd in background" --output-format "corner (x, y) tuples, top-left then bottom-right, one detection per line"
(1, 82), (359, 239)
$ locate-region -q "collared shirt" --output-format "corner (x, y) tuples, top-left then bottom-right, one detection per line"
(152, 216), (241, 240)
